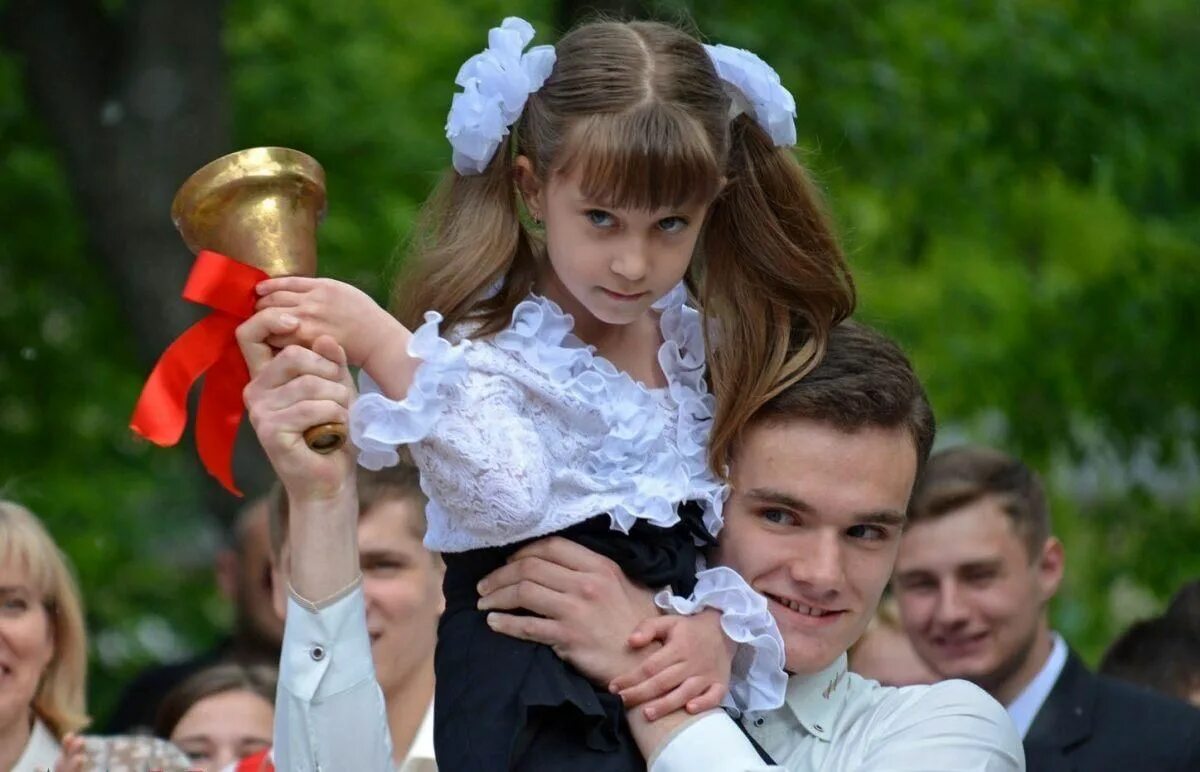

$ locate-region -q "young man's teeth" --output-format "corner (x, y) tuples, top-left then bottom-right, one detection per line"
(776, 595), (831, 617)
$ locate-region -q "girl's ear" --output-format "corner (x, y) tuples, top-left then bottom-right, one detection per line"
(512, 155), (545, 220)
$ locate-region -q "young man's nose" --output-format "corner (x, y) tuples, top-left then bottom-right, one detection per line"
(932, 582), (971, 627)
(788, 531), (845, 600)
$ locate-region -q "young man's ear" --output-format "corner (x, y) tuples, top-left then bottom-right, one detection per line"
(512, 155), (544, 221)
(1036, 536), (1065, 603)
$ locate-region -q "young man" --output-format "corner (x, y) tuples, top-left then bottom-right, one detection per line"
(477, 322), (1023, 770)
(893, 446), (1200, 771)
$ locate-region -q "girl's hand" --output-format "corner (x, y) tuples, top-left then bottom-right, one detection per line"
(255, 276), (402, 369)
(609, 610), (735, 721)
(52, 733), (86, 772)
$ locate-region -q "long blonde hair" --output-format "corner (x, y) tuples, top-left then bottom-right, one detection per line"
(0, 501), (89, 738)
(396, 20), (856, 473)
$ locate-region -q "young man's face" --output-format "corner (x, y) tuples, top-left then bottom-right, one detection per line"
(892, 497), (1062, 699)
(711, 419), (917, 676)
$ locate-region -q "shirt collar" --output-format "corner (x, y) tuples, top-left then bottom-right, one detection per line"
(782, 653), (850, 742)
(1006, 632), (1069, 739)
(403, 700), (437, 764)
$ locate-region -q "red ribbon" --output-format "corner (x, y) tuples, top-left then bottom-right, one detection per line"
(233, 748), (274, 772)
(130, 250), (268, 496)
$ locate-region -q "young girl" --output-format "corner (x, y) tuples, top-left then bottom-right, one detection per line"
(254, 17), (854, 770)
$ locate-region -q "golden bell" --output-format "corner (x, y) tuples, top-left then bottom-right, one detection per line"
(172, 146), (345, 454)
(172, 146), (326, 278)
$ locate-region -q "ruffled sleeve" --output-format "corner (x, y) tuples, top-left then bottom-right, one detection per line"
(654, 566), (787, 713)
(349, 311), (557, 547)
(351, 311), (471, 471)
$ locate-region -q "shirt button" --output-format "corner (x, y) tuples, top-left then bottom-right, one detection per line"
(753, 717), (765, 727)
(310, 645), (326, 661)
(813, 724), (824, 733)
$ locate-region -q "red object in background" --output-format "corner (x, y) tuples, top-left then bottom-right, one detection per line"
(129, 250), (268, 496)
(233, 748), (274, 772)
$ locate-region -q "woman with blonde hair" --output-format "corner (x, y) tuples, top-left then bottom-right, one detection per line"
(0, 499), (88, 769)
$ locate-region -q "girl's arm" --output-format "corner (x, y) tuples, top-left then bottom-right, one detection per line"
(253, 276), (421, 399)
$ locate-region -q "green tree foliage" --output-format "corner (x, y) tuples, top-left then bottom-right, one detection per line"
(1, 0), (1196, 719)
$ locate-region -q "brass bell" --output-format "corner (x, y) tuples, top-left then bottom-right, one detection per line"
(172, 147), (346, 454)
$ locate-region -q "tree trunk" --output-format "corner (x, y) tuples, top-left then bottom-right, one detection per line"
(3, 0), (269, 525)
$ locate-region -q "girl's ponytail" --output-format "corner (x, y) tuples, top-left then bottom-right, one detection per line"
(701, 114), (856, 474)
(393, 134), (539, 336)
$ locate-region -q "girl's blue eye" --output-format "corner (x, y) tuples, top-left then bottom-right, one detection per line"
(586, 210), (615, 228)
(658, 216), (688, 234)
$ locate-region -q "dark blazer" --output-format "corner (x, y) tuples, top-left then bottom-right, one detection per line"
(1024, 649), (1200, 772)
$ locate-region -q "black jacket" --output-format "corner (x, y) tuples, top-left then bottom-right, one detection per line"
(1024, 650), (1200, 772)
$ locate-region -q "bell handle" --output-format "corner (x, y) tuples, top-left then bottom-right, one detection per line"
(303, 422), (348, 455)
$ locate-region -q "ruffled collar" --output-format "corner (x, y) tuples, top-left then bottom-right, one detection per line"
(491, 283), (727, 534)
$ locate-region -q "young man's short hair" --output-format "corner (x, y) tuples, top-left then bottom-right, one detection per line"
(267, 461), (427, 562)
(907, 446), (1050, 558)
(750, 320), (936, 470)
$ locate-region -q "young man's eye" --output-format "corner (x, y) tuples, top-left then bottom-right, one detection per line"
(760, 509), (795, 526)
(847, 524), (890, 542)
(657, 216), (688, 233)
(585, 209), (615, 228)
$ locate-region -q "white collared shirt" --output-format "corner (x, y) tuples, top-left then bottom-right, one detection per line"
(14, 718), (60, 772)
(650, 653), (1025, 771)
(1005, 632), (1068, 739)
(271, 583), (437, 771)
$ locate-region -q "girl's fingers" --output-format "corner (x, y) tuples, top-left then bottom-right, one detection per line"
(255, 289), (308, 310)
(685, 681), (727, 714)
(628, 614), (678, 649)
(256, 276), (322, 295)
(617, 661), (689, 709)
(610, 639), (680, 692)
(642, 676), (714, 721)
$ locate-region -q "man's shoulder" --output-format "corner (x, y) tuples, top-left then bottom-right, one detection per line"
(843, 673), (1011, 733)
(833, 675), (1022, 768)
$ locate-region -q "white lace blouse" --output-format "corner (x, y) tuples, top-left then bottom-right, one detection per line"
(349, 284), (786, 711)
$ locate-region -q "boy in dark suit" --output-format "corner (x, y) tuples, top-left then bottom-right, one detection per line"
(893, 446), (1200, 771)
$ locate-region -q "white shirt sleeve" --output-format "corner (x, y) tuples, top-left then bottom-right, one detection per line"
(274, 585), (395, 772)
(855, 680), (1025, 771)
(649, 712), (781, 772)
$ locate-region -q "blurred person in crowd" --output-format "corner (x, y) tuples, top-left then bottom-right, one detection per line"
(848, 594), (939, 687)
(154, 663), (276, 770)
(106, 493), (284, 732)
(250, 463), (441, 771)
(1100, 614), (1200, 707)
(0, 499), (89, 769)
(1166, 578), (1200, 634)
(893, 445), (1200, 770)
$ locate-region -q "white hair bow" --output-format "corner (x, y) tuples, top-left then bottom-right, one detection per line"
(445, 17), (556, 175)
(704, 43), (797, 147)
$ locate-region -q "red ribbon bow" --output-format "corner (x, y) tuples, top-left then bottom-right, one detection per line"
(233, 748), (274, 772)
(130, 250), (268, 495)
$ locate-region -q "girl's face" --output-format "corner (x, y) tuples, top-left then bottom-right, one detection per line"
(521, 160), (714, 329)
(0, 559), (55, 732)
(169, 688), (273, 770)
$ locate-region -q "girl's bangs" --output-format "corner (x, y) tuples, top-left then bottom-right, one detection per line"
(555, 104), (723, 211)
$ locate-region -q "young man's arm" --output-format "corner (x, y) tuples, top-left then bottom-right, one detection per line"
(478, 537), (780, 770)
(239, 325), (395, 771)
